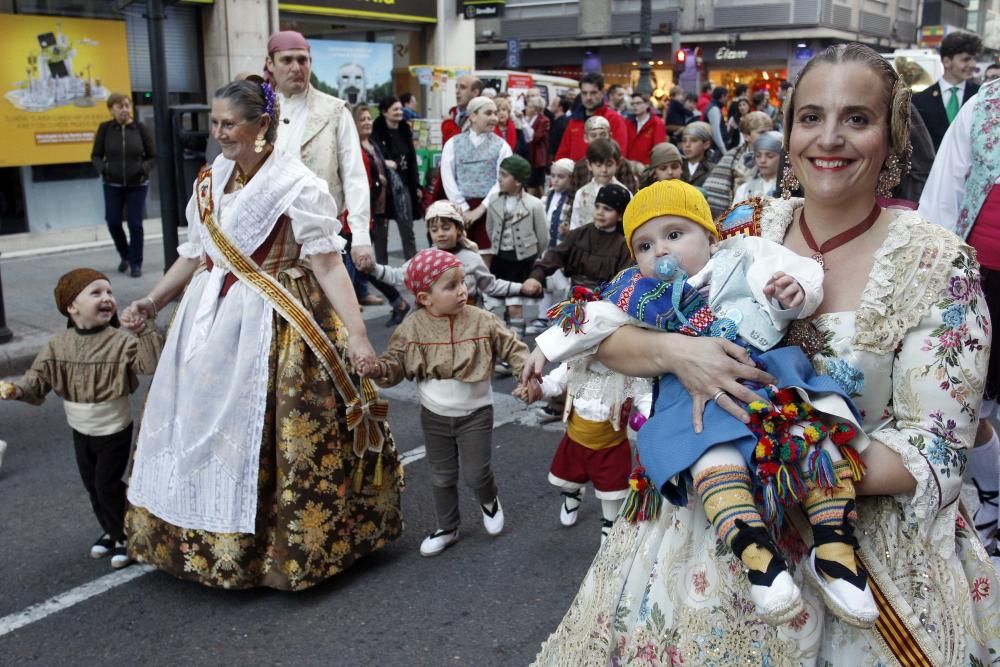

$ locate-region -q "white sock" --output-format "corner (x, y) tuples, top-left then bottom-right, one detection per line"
(561, 486), (583, 511)
(968, 427), (999, 549)
(601, 498), (621, 523)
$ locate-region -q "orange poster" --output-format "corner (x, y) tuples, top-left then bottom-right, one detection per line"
(0, 14), (131, 167)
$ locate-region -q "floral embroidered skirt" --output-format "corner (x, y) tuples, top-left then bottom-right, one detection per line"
(125, 270), (404, 591)
(531, 495), (1000, 666)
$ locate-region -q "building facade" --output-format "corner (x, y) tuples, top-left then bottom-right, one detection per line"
(0, 0), (471, 241)
(476, 0), (925, 98)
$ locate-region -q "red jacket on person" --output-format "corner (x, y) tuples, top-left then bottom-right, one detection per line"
(555, 104), (631, 162)
(696, 92), (711, 115)
(527, 113), (550, 168)
(494, 118), (518, 151)
(441, 105), (464, 145)
(626, 113), (667, 164)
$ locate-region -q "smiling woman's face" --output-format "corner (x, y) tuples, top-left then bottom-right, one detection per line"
(787, 61), (890, 206)
(211, 98), (265, 163)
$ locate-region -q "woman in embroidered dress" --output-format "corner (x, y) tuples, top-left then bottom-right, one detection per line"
(533, 43), (1000, 666)
(119, 78), (403, 591)
(439, 96), (513, 261)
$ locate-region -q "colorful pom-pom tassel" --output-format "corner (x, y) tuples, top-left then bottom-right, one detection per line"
(620, 465), (662, 523)
(838, 444), (866, 480)
(547, 287), (599, 335)
(760, 481), (783, 526)
(807, 447), (837, 489)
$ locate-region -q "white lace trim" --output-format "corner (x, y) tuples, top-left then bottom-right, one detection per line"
(300, 235), (346, 257)
(760, 200), (967, 356)
(177, 241), (203, 259)
(566, 363), (652, 428)
(870, 426), (939, 516)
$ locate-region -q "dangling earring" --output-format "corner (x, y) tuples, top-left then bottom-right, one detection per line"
(780, 165), (800, 200)
(254, 132), (266, 154)
(876, 152), (901, 198)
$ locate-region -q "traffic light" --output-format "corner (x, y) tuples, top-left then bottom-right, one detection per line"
(674, 48), (687, 76)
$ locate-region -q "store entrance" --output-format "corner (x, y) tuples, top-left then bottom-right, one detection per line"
(708, 66), (788, 104)
(0, 168), (28, 236)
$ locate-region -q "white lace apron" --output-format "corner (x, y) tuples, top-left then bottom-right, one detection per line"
(128, 151), (316, 534)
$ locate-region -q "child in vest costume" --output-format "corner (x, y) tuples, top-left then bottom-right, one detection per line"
(366, 200), (541, 309)
(485, 154), (549, 335)
(440, 96), (513, 257)
(525, 181), (877, 628)
(368, 248), (530, 557)
(0, 269), (162, 569)
(516, 357), (652, 543)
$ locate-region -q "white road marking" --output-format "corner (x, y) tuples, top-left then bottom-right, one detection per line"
(0, 374), (552, 637)
(0, 565), (154, 637)
(0, 442), (428, 638)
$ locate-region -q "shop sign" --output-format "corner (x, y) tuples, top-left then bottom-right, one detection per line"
(280, 0), (437, 23)
(702, 40), (791, 65)
(508, 74), (533, 89)
(463, 1), (506, 18)
(0, 14), (131, 167)
(715, 46), (750, 61)
(309, 39), (394, 106)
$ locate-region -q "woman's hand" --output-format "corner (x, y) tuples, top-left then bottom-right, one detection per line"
(348, 335), (378, 377)
(121, 297), (156, 329)
(595, 328), (774, 433)
(669, 337), (774, 432)
(385, 159), (398, 170)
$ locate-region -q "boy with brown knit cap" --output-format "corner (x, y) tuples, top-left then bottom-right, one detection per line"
(0, 268), (161, 568)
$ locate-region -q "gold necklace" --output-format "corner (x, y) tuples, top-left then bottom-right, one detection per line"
(234, 147), (272, 188)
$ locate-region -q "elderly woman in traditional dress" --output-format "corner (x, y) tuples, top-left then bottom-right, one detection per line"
(439, 96), (513, 263)
(532, 43), (999, 665)
(120, 78), (402, 591)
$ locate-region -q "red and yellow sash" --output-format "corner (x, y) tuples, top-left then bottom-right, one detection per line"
(858, 551), (935, 666)
(195, 168), (388, 464)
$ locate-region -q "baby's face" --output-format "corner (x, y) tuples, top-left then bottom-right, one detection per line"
(631, 215), (715, 279)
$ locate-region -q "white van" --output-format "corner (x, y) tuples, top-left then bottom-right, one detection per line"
(473, 70), (579, 104)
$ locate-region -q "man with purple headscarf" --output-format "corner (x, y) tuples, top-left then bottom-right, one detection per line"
(265, 31), (375, 273)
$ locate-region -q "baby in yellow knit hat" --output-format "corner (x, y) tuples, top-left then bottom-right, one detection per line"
(523, 181), (878, 629)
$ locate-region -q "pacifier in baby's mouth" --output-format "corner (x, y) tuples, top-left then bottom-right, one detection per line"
(654, 255), (683, 281)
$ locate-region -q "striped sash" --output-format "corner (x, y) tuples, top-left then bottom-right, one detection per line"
(858, 551), (935, 666)
(195, 167), (388, 461)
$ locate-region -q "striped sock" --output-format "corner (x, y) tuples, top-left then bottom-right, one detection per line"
(694, 465), (771, 573)
(804, 459), (860, 582)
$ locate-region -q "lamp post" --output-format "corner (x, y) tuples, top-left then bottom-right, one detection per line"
(635, 0), (654, 96)
(0, 252), (12, 344)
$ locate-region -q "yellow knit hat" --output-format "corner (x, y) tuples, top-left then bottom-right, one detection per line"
(623, 180), (717, 256)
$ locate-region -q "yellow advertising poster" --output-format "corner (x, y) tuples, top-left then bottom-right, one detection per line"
(0, 14), (131, 167)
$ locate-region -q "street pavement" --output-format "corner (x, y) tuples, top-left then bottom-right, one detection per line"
(0, 228), (602, 666)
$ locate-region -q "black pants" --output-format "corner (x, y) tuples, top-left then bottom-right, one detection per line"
(373, 215), (418, 263)
(72, 423), (132, 542)
(103, 183), (147, 269)
(342, 232), (402, 304)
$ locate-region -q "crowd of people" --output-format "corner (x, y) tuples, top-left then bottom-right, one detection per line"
(2, 25), (1000, 665)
